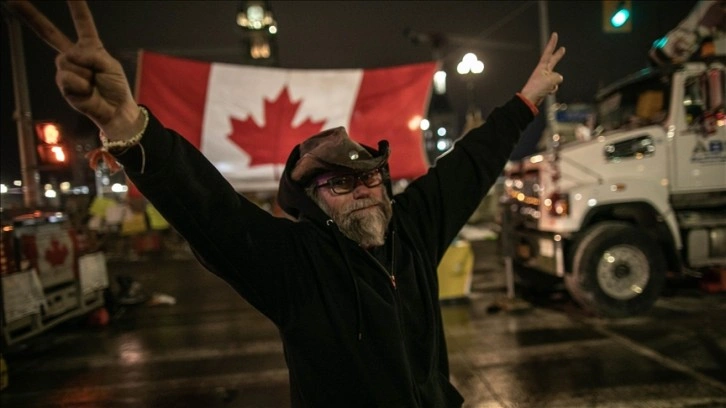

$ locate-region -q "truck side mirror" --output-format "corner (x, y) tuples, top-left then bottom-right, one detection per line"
(604, 135), (656, 162)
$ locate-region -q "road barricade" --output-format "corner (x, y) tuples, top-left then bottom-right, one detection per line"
(437, 238), (474, 301)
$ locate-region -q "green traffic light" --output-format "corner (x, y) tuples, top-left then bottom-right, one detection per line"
(610, 7), (630, 28)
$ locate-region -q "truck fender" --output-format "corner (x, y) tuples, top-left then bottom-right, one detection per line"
(578, 180), (682, 251)
(578, 201), (682, 274)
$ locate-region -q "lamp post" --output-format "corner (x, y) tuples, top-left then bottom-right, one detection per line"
(422, 69), (459, 163)
(457, 52), (484, 133)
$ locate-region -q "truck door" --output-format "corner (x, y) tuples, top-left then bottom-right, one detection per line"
(673, 67), (726, 192)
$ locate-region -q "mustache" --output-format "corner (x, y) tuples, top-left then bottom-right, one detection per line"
(342, 198), (386, 215)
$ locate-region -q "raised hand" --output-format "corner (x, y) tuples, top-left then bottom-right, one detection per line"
(520, 32), (566, 106)
(7, 1), (143, 141)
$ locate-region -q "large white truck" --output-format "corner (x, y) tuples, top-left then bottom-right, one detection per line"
(499, 1), (726, 317)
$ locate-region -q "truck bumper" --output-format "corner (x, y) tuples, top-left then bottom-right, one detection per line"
(505, 229), (566, 277)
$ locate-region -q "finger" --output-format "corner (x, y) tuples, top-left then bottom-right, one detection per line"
(56, 70), (94, 99)
(67, 1), (101, 45)
(56, 53), (95, 83)
(539, 32), (559, 64)
(548, 46), (566, 70)
(66, 45), (119, 74)
(7, 0), (74, 52)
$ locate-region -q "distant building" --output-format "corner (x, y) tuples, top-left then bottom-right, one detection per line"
(237, 1), (279, 66)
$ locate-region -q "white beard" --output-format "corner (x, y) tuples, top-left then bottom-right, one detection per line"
(313, 192), (393, 248)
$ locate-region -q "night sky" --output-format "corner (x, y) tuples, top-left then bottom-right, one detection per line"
(1, 0), (696, 185)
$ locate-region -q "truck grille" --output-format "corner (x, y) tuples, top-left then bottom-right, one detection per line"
(503, 170), (541, 229)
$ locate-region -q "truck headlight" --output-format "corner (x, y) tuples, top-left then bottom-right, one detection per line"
(545, 192), (569, 216)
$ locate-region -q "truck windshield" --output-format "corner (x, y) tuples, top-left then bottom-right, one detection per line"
(597, 73), (671, 132)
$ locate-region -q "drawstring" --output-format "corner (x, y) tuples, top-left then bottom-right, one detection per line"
(326, 218), (364, 341)
(394, 219), (439, 377)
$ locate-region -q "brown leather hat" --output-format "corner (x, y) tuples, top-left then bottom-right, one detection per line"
(291, 127), (389, 183)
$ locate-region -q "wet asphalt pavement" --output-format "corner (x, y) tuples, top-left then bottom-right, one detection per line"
(2, 239), (725, 407)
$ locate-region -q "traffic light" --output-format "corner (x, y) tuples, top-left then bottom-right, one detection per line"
(603, 0), (632, 33)
(35, 121), (68, 165)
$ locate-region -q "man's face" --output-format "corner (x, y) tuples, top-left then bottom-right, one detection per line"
(310, 169), (393, 248)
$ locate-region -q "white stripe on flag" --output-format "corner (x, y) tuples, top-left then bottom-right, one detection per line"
(202, 63), (362, 188)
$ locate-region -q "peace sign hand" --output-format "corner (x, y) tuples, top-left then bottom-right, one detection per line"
(520, 32), (566, 107)
(7, 1), (144, 141)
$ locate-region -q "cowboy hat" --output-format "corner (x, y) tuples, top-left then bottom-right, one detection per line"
(291, 127), (389, 183)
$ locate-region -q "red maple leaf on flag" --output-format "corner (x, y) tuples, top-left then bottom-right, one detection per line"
(45, 239), (69, 266)
(227, 87), (326, 166)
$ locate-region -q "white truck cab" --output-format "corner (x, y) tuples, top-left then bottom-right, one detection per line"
(500, 59), (726, 317)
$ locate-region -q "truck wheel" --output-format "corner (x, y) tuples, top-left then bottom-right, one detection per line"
(564, 222), (666, 318)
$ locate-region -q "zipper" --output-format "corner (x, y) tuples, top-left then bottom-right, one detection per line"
(367, 229), (419, 398)
(364, 230), (397, 289)
(367, 250), (396, 289)
(326, 216), (397, 289)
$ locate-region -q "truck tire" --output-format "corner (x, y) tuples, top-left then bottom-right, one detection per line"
(565, 222), (666, 318)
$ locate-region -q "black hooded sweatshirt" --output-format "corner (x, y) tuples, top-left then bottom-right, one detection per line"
(114, 96), (534, 407)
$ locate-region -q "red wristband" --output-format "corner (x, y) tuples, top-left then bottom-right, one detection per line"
(516, 93), (539, 116)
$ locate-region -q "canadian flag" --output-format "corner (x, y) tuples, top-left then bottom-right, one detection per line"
(135, 51), (437, 192)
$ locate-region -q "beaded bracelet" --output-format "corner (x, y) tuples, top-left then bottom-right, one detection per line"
(86, 106), (149, 175)
(100, 106), (149, 151)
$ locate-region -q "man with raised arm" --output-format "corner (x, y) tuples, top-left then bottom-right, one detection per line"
(8, 1), (564, 406)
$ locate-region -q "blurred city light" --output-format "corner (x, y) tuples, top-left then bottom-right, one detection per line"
(602, 0), (632, 33)
(652, 36), (667, 49)
(436, 139), (452, 151)
(111, 183), (128, 193)
(72, 186), (91, 195)
(420, 119), (430, 131)
(408, 115), (423, 131)
(457, 53), (484, 75)
(36, 122), (61, 144)
(611, 7), (630, 27)
(433, 70), (447, 94)
(237, 4), (275, 30)
(50, 145), (66, 162)
(458, 52), (484, 119)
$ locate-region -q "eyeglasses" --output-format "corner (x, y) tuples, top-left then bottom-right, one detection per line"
(315, 168), (385, 195)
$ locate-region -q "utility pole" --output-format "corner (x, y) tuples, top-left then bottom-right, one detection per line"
(4, 4), (41, 208)
(493, 1), (555, 312)
(539, 0), (557, 136)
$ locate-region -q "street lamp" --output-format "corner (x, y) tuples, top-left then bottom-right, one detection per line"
(423, 69), (459, 162)
(457, 52), (484, 132)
